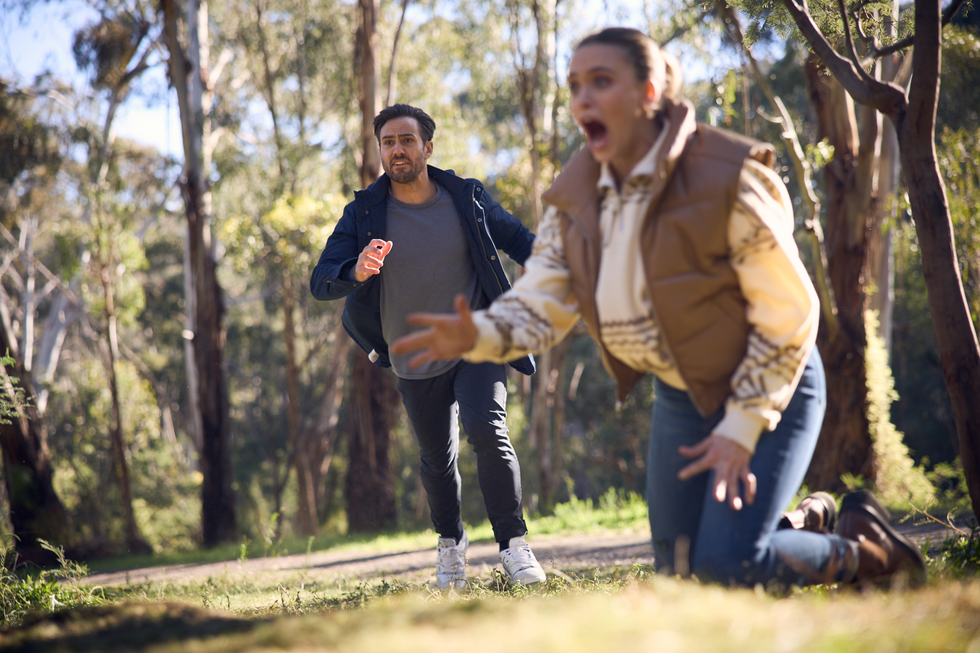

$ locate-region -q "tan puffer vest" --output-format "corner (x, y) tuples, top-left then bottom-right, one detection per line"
(542, 100), (776, 417)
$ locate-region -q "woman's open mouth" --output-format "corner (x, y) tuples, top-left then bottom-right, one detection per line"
(581, 119), (609, 150)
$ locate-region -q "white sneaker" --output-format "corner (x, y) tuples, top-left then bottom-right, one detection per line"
(436, 531), (468, 590)
(499, 535), (546, 585)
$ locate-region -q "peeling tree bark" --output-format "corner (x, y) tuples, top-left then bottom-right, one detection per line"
(802, 58), (879, 490)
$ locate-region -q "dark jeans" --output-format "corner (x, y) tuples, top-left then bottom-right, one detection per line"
(396, 361), (527, 544)
(646, 349), (855, 587)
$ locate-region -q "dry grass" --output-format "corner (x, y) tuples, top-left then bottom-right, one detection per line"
(5, 573), (980, 652)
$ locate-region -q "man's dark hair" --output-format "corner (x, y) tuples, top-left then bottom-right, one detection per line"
(373, 104), (436, 144)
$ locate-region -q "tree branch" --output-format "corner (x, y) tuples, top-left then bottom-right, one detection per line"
(837, 0), (877, 88)
(384, 0), (410, 107)
(780, 0), (906, 115)
(862, 0), (968, 63)
(905, 0), (942, 136)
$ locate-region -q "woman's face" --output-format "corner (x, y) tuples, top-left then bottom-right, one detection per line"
(568, 43), (658, 179)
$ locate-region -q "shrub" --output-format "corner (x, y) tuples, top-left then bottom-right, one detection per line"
(0, 538), (104, 626)
(865, 311), (935, 509)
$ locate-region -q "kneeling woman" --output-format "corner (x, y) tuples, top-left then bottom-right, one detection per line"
(393, 27), (925, 588)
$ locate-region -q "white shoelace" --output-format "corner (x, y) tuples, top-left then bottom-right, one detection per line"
(500, 542), (536, 571)
(437, 535), (467, 577)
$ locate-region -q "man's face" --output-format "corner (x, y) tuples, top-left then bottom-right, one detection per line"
(379, 116), (432, 184)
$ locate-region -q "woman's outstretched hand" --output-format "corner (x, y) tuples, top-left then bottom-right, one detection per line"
(677, 434), (756, 511)
(390, 294), (478, 369)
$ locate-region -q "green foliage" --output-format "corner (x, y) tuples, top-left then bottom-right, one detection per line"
(714, 70), (741, 122)
(864, 310), (934, 510)
(71, 14), (150, 91)
(892, 123), (980, 469)
(926, 459), (972, 514)
(0, 538), (103, 626)
(0, 81), (61, 186)
(891, 217), (959, 466)
(928, 522), (980, 579)
(0, 351), (29, 426)
(222, 192), (344, 279)
(49, 358), (200, 553)
(530, 488), (648, 536)
(938, 125), (980, 327)
(804, 139), (834, 170)
(937, 28), (980, 134)
(728, 0), (913, 57)
(557, 337), (655, 504)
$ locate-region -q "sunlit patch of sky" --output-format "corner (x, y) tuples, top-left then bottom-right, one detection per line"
(2, 0), (183, 157)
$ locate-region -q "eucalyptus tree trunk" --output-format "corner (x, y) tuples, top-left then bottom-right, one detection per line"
(513, 0), (566, 510)
(346, 347), (398, 532)
(303, 322), (351, 513)
(98, 262), (150, 553)
(384, 0), (411, 107)
(162, 0), (237, 546)
(254, 0), (320, 537)
(344, 0), (398, 532)
(803, 57), (878, 490)
(867, 113), (899, 354)
(282, 274), (318, 536)
(357, 0), (381, 190)
(867, 8), (903, 353)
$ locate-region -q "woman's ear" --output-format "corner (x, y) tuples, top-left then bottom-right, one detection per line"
(643, 78), (659, 118)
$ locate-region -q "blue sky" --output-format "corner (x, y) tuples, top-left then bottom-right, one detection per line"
(1, 0), (183, 155)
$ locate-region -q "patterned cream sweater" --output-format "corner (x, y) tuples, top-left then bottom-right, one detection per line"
(463, 127), (819, 454)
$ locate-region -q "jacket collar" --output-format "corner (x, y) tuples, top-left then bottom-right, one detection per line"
(542, 98), (697, 217)
(355, 165), (469, 214)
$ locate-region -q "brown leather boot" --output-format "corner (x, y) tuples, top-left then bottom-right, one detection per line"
(836, 491), (927, 588)
(780, 492), (838, 534)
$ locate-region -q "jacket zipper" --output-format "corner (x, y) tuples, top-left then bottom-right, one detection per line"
(473, 187), (505, 294)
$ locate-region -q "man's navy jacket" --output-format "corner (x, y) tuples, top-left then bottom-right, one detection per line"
(309, 165), (536, 376)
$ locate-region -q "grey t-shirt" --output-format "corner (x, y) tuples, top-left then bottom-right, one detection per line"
(381, 182), (482, 379)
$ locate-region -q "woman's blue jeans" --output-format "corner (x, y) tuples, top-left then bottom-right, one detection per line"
(646, 349), (854, 587)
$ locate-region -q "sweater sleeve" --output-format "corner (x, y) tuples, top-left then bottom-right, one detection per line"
(463, 204), (581, 363)
(711, 158), (820, 454)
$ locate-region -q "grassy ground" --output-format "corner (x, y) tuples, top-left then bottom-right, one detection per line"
(3, 492), (980, 652)
(4, 571), (980, 652)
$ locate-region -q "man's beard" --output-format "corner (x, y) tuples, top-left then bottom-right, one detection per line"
(384, 155), (425, 184)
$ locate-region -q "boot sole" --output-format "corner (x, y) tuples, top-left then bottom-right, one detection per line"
(840, 491), (927, 587)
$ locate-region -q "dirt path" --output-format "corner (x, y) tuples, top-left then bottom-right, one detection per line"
(83, 532), (656, 588)
(82, 514), (967, 589)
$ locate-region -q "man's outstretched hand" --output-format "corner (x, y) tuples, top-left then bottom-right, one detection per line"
(390, 294), (478, 369)
(354, 239), (393, 282)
